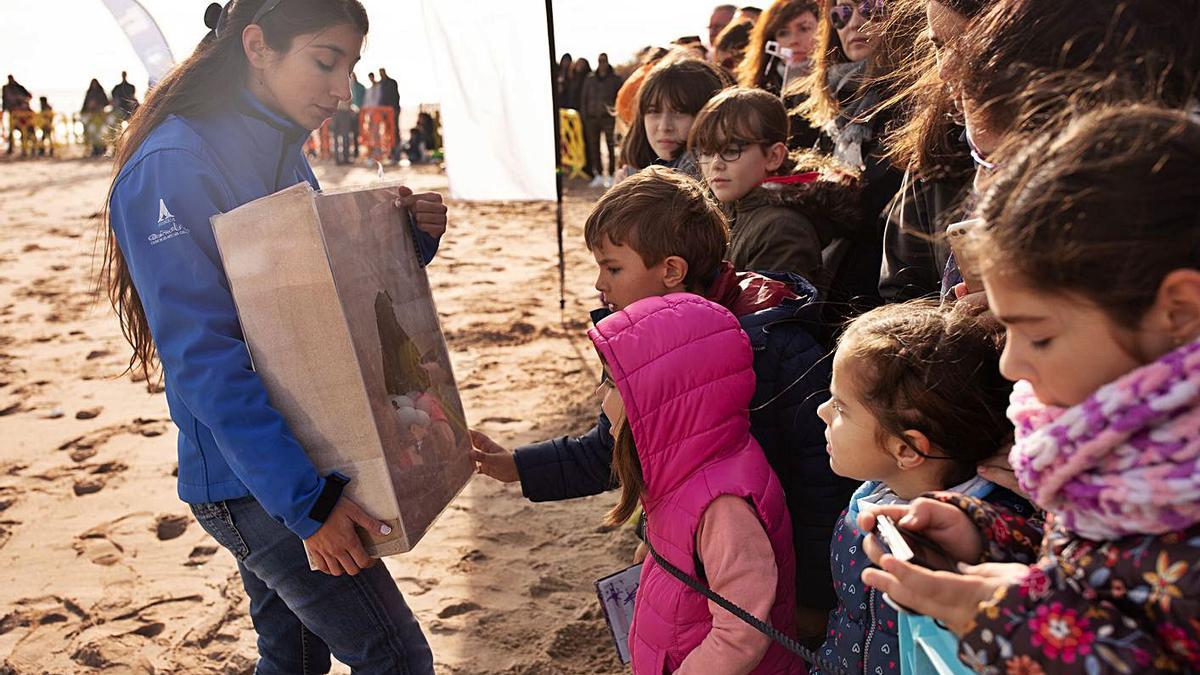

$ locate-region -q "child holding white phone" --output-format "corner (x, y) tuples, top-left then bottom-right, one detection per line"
(813, 300), (1037, 674)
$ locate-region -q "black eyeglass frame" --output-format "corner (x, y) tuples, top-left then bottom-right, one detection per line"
(696, 141), (768, 164)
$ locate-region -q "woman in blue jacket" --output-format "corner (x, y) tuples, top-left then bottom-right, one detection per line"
(100, 1), (447, 672)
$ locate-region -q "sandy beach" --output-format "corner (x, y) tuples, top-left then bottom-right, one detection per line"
(0, 156), (633, 674)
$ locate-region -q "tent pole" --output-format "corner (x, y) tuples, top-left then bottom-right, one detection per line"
(545, 0), (566, 315)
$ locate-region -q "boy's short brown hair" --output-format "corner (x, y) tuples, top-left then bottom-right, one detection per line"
(584, 166), (729, 292)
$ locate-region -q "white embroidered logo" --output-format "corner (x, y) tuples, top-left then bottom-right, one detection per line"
(147, 198), (189, 246)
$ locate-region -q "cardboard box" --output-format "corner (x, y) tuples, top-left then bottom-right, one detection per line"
(212, 182), (473, 557)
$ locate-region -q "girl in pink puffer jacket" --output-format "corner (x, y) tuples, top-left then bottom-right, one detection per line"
(589, 293), (799, 674)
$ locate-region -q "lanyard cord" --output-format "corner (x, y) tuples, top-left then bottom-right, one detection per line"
(641, 518), (850, 675)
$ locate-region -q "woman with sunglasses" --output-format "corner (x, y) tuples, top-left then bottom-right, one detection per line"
(793, 0), (911, 321)
(100, 0), (446, 671)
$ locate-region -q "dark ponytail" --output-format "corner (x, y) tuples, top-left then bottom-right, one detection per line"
(100, 0), (368, 381)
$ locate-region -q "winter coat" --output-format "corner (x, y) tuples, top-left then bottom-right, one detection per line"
(589, 293), (798, 674)
(817, 482), (1037, 675)
(727, 177), (861, 292)
(934, 493), (1200, 674)
(515, 266), (854, 615)
(580, 69), (622, 120)
(878, 169), (972, 303)
(817, 62), (904, 319)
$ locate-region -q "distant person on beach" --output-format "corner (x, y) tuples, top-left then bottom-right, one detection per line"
(556, 53), (573, 104)
(111, 71), (139, 120)
(99, 1), (449, 671)
(363, 70), (382, 107)
(377, 67), (400, 161)
(3, 75), (32, 155)
(564, 57), (592, 174)
(580, 53), (622, 187)
(81, 78), (110, 157)
(37, 96), (54, 157)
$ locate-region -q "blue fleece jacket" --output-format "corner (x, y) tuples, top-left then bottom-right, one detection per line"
(108, 91), (436, 539)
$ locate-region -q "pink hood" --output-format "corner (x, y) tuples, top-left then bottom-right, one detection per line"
(588, 293), (757, 506)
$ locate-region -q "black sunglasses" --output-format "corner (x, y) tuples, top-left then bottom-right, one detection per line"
(829, 0), (885, 30)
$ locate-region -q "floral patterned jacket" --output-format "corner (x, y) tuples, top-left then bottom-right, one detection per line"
(934, 493), (1200, 674)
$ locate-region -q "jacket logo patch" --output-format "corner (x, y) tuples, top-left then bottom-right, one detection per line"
(148, 198), (189, 246)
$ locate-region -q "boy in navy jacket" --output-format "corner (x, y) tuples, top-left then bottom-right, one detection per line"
(471, 167), (856, 641)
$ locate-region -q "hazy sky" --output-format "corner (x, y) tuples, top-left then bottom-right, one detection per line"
(2, 0), (732, 108)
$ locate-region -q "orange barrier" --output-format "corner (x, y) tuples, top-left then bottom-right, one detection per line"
(359, 106), (397, 163)
(4, 110), (108, 155)
(305, 118), (333, 160)
(559, 108), (587, 180)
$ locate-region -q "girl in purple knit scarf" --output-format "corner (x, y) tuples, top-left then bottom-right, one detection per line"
(852, 105), (1200, 674)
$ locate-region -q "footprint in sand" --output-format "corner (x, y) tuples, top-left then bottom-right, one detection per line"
(437, 600), (482, 619)
(528, 574), (573, 598)
(153, 514), (189, 541)
(0, 485), (18, 512)
(183, 544), (219, 567)
(545, 620), (617, 664)
(71, 512), (151, 566)
(73, 531), (125, 566)
(58, 419), (168, 465)
(0, 519), (19, 551)
(395, 576), (439, 596)
(70, 461), (128, 497)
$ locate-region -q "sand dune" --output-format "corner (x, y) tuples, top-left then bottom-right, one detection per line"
(0, 157), (631, 674)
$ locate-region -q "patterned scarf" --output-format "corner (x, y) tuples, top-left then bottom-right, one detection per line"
(1008, 338), (1200, 540)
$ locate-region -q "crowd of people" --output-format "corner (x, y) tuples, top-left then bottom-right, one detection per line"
(89, 0), (1200, 672)
(2, 71), (139, 158)
(2, 66), (440, 165)
(509, 1), (1200, 673)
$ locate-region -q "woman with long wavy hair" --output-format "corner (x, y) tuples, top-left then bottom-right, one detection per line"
(100, 1), (448, 670)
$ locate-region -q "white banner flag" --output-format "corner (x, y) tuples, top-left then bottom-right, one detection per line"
(100, 0), (176, 86)
(419, 0), (557, 201)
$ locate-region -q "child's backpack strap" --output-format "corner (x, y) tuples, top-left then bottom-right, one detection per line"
(643, 517), (849, 675)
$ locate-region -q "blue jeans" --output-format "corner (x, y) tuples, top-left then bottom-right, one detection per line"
(190, 496), (434, 674)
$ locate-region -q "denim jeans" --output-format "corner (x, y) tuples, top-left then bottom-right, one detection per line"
(190, 496), (434, 674)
